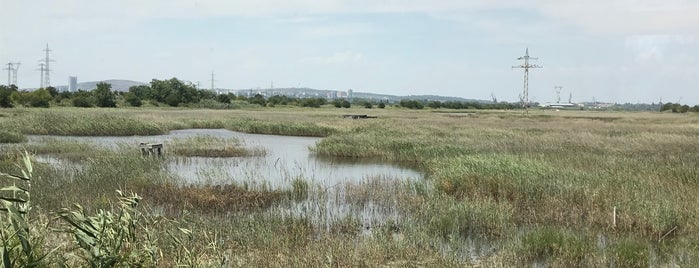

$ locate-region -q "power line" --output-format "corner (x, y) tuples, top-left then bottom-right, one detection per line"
(512, 48), (542, 113)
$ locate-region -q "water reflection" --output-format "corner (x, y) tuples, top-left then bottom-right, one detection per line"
(28, 129), (422, 188)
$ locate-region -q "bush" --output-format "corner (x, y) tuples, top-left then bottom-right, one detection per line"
(125, 93), (142, 107)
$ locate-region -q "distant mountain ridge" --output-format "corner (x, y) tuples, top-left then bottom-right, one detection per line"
(55, 79), (146, 92)
(55, 79), (489, 103)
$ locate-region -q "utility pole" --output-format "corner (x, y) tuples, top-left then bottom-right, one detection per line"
(554, 85), (563, 103)
(513, 48), (542, 113)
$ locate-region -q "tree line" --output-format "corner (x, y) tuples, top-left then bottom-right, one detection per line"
(3, 79), (695, 112)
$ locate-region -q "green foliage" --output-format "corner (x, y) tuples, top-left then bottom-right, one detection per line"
(93, 82), (117, 108)
(71, 90), (95, 107)
(247, 94), (267, 106)
(0, 85), (17, 108)
(128, 85), (152, 100)
(332, 99), (351, 108)
(59, 191), (159, 267)
(299, 98), (326, 108)
(215, 93), (231, 104)
(11, 89), (52, 108)
(150, 78), (201, 107)
(660, 102), (697, 113)
(45, 87), (59, 98)
(399, 99), (424, 109)
(377, 102), (385, 109)
(124, 92), (142, 107)
(0, 152), (54, 267)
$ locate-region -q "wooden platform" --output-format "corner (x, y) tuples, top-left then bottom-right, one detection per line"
(139, 142), (163, 156)
(342, 114), (377, 119)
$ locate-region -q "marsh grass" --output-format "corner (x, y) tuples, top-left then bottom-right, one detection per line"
(0, 108), (697, 266)
(168, 135), (266, 157)
(0, 129), (26, 143)
(518, 227), (593, 266)
(7, 109), (165, 136)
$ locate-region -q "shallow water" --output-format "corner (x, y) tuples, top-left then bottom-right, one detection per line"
(28, 129), (422, 188)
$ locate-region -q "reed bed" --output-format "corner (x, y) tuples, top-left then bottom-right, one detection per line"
(0, 107), (697, 266)
(167, 135), (266, 157)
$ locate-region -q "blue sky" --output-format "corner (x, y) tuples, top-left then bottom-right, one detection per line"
(1, 0), (697, 104)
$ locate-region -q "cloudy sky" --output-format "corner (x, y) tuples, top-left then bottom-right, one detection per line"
(1, 0), (698, 104)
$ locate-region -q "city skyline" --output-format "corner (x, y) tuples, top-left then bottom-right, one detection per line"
(1, 1), (698, 104)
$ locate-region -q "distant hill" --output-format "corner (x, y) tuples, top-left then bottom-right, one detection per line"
(55, 79), (146, 92)
(52, 80), (488, 103)
(231, 87), (489, 103)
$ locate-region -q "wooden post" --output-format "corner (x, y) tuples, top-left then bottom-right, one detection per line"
(613, 206), (617, 228)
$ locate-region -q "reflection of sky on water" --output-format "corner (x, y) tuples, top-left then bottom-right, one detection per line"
(28, 129), (422, 188)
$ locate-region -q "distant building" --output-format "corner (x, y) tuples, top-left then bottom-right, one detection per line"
(68, 76), (77, 92)
(347, 89), (353, 100)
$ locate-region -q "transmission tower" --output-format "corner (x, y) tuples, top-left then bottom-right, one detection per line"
(210, 71), (215, 91)
(11, 63), (20, 86)
(37, 63), (45, 88)
(39, 44), (55, 87)
(512, 48), (542, 113)
(554, 85), (563, 103)
(4, 62), (12, 86)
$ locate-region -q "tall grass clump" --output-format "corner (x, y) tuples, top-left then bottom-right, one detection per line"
(426, 196), (514, 240)
(609, 238), (648, 268)
(517, 227), (593, 266)
(228, 118), (335, 137)
(168, 135), (265, 157)
(0, 130), (26, 143)
(10, 111), (165, 136)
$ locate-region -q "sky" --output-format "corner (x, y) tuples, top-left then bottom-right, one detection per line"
(1, 0), (698, 104)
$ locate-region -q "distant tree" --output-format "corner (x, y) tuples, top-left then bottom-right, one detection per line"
(248, 94), (267, 106)
(399, 99), (424, 109)
(27, 89), (52, 108)
(93, 82), (117, 107)
(362, 101), (373, 109)
(428, 100), (441, 109)
(149, 78), (200, 106)
(124, 92), (142, 107)
(215, 93), (231, 104)
(72, 90), (95, 107)
(299, 98), (326, 108)
(0, 85), (17, 108)
(46, 86), (59, 98)
(331, 99), (351, 108)
(378, 102), (385, 109)
(129, 85), (153, 100)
